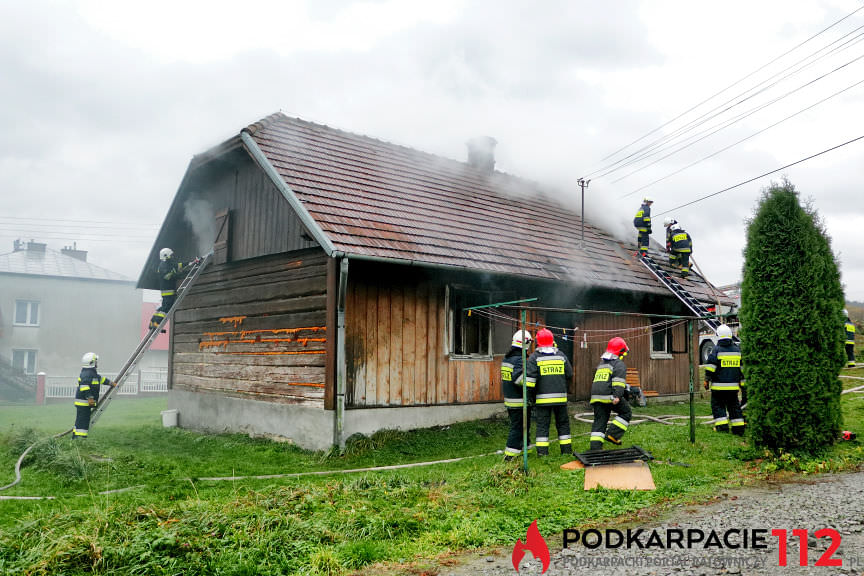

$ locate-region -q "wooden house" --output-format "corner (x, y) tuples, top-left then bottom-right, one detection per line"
(139, 114), (731, 450)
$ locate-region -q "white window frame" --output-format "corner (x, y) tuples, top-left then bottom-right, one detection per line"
(649, 319), (673, 360)
(14, 300), (40, 326)
(12, 349), (38, 375)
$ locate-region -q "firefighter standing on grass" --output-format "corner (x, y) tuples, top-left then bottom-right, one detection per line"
(589, 337), (632, 450)
(703, 324), (745, 435)
(149, 248), (191, 329)
(633, 196), (654, 256)
(501, 330), (533, 461)
(73, 353), (116, 439)
(844, 309), (856, 368)
(525, 328), (573, 456)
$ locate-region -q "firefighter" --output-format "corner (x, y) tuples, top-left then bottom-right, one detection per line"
(844, 309), (856, 368)
(633, 196), (654, 256)
(73, 352), (116, 439)
(149, 248), (190, 329)
(589, 337), (632, 450)
(525, 328), (573, 456)
(501, 330), (533, 461)
(667, 222), (693, 278)
(703, 324), (745, 435)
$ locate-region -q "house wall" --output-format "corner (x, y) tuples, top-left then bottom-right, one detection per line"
(170, 248), (328, 406)
(0, 273), (140, 377)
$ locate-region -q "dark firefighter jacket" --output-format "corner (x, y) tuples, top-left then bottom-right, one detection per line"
(501, 347), (530, 408)
(158, 259), (186, 297)
(590, 354), (628, 404)
(670, 228), (692, 253)
(704, 338), (743, 391)
(525, 347), (572, 405)
(633, 203), (652, 233)
(74, 368), (112, 407)
(846, 320), (856, 345)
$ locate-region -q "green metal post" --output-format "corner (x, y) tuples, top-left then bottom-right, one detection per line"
(521, 308), (529, 475)
(688, 319), (695, 443)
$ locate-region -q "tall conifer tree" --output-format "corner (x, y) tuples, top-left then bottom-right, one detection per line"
(739, 179), (845, 453)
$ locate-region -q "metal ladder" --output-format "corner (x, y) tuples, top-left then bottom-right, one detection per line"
(639, 254), (721, 332)
(89, 252), (212, 427)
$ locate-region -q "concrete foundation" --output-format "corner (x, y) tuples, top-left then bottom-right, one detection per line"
(169, 390), (504, 451)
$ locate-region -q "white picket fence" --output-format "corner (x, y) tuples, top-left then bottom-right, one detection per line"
(45, 369), (168, 399)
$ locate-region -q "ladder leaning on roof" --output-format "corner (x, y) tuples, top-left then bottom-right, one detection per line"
(89, 252), (212, 428)
(639, 253), (722, 332)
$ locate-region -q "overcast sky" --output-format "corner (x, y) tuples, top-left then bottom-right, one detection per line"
(2, 0), (863, 301)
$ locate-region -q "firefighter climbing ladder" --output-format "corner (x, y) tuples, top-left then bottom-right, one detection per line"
(89, 252), (212, 427)
(639, 254), (722, 332)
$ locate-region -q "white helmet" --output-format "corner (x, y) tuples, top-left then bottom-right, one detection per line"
(663, 217), (677, 227)
(511, 330), (533, 348)
(843, 308), (849, 317)
(670, 222), (682, 231)
(716, 325), (733, 340)
(82, 352), (98, 368)
(643, 195), (654, 203)
(159, 247), (174, 261)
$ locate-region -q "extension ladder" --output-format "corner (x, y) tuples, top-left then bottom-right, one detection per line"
(639, 254), (722, 332)
(89, 252), (212, 427)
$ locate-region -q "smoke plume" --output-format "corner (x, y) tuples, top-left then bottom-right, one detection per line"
(183, 195), (216, 256)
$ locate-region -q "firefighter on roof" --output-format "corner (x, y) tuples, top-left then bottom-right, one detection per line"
(589, 337), (632, 450)
(703, 324), (745, 435)
(149, 248), (190, 329)
(844, 309), (856, 368)
(525, 328), (573, 456)
(665, 221), (693, 278)
(633, 196), (654, 256)
(73, 352), (116, 439)
(501, 330), (533, 461)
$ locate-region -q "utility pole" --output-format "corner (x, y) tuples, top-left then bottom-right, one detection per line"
(577, 178), (590, 248)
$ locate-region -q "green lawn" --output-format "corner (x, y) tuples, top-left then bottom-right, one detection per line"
(1, 386), (862, 576)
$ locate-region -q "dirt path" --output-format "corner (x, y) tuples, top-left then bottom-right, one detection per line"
(437, 468), (864, 576)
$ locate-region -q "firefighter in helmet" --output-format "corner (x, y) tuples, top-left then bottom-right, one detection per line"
(589, 337), (631, 450)
(73, 352), (116, 439)
(149, 248), (190, 329)
(703, 324), (745, 435)
(844, 309), (856, 368)
(633, 196), (654, 256)
(501, 330), (533, 461)
(525, 328), (573, 456)
(667, 221), (693, 278)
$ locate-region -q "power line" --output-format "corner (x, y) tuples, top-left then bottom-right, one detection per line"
(0, 216), (159, 228)
(654, 133), (864, 216)
(585, 3), (864, 175)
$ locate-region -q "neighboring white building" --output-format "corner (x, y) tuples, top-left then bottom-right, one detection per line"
(0, 240), (141, 392)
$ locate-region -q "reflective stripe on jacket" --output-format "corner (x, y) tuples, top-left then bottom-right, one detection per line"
(670, 229), (692, 253)
(525, 348), (572, 405)
(705, 339), (743, 390)
(846, 321), (856, 345)
(74, 368), (109, 406)
(501, 347), (530, 408)
(590, 357), (627, 404)
(633, 203), (652, 233)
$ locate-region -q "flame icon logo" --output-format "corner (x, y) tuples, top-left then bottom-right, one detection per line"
(511, 519), (550, 573)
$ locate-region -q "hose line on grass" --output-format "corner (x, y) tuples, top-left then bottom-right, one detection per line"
(0, 427), (72, 494)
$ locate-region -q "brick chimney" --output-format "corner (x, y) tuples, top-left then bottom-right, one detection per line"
(466, 136), (497, 174)
(61, 242), (88, 262)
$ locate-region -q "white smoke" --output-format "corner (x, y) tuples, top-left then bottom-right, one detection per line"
(183, 195), (216, 256)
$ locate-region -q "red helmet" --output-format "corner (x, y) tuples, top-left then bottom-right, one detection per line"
(536, 328), (555, 348)
(606, 337), (629, 356)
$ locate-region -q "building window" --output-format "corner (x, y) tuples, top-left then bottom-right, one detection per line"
(14, 300), (40, 326)
(448, 286), (491, 357)
(650, 319), (673, 359)
(12, 349), (37, 375)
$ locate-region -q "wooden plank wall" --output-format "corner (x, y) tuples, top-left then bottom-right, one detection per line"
(572, 314), (691, 399)
(345, 277), (502, 407)
(171, 249), (329, 407)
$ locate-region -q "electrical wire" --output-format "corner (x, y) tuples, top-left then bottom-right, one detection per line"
(653, 132), (864, 216)
(585, 3), (864, 176)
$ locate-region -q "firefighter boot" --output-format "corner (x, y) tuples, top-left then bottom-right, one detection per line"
(560, 438), (572, 455)
(589, 440), (603, 451)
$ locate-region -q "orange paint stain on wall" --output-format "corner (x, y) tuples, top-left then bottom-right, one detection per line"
(219, 316), (247, 328)
(198, 325), (328, 352)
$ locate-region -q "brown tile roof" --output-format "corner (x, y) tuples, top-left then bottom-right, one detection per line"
(243, 113), (728, 304)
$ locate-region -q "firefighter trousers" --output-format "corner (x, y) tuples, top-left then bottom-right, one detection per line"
(534, 404), (571, 455)
(505, 406), (532, 457)
(711, 389), (745, 434)
(590, 400), (632, 450)
(674, 252), (690, 276)
(637, 231), (650, 253)
(150, 294), (177, 328)
(846, 343), (856, 367)
(74, 405), (93, 438)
